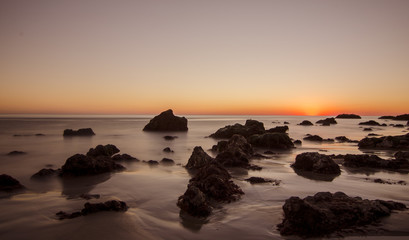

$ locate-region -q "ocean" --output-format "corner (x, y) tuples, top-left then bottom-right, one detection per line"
(0, 115), (408, 239)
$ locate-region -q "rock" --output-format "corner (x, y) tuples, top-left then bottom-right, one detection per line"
(164, 135), (178, 140)
(143, 109), (188, 131)
(79, 193), (100, 200)
(335, 136), (358, 143)
(292, 152), (341, 175)
(369, 178), (407, 185)
(147, 160), (159, 165)
(379, 116), (395, 119)
(266, 126), (289, 133)
(395, 151), (409, 160)
(209, 119), (265, 139)
(342, 154), (409, 170)
(336, 114), (361, 119)
(407, 120), (409, 126)
(86, 144), (120, 157)
(277, 191), (407, 237)
(316, 117), (337, 125)
(293, 140), (302, 145)
(35, 133), (45, 136)
(248, 133), (294, 149)
(57, 200), (128, 220)
(394, 114), (409, 121)
(363, 128), (373, 131)
(284, 121), (289, 124)
(303, 135), (334, 142)
(160, 158), (175, 165)
(31, 168), (60, 179)
(214, 135), (254, 168)
(163, 147), (174, 153)
(264, 150), (276, 154)
(368, 133), (381, 136)
(61, 153), (125, 176)
(177, 161), (243, 217)
(186, 146), (214, 170)
(63, 128), (95, 136)
(6, 151), (27, 156)
(0, 174), (25, 192)
(394, 124), (404, 128)
(358, 133), (409, 149)
(112, 154), (139, 162)
(298, 120), (313, 126)
(245, 177), (280, 185)
(359, 120), (381, 126)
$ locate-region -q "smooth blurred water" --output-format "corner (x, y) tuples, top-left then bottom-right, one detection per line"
(0, 115), (408, 239)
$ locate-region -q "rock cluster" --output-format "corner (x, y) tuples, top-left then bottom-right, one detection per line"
(335, 136), (358, 143)
(336, 114), (361, 119)
(143, 109), (188, 131)
(209, 119), (265, 139)
(214, 135), (255, 168)
(342, 154), (409, 170)
(379, 114), (409, 121)
(303, 134), (334, 142)
(277, 192), (407, 237)
(57, 200), (128, 220)
(63, 128), (95, 136)
(60, 144), (126, 176)
(316, 117), (337, 126)
(358, 133), (409, 149)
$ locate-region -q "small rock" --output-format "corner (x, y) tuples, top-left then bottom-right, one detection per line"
(6, 151), (27, 156)
(112, 154), (139, 162)
(164, 136), (178, 140)
(31, 168), (59, 179)
(359, 120), (381, 126)
(147, 160), (159, 165)
(336, 114), (361, 119)
(186, 146), (214, 170)
(0, 174), (25, 192)
(363, 128), (373, 131)
(163, 147), (174, 153)
(245, 176), (280, 185)
(292, 152), (340, 175)
(57, 200), (128, 220)
(316, 117), (337, 125)
(63, 128), (95, 136)
(298, 120), (313, 126)
(160, 158), (175, 165)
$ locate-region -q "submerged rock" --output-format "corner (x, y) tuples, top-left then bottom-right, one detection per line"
(163, 147), (174, 153)
(0, 174), (25, 192)
(164, 135), (178, 140)
(6, 151), (27, 156)
(57, 200), (128, 220)
(87, 144), (120, 157)
(277, 191), (407, 237)
(336, 114), (361, 119)
(160, 158), (175, 165)
(143, 109), (188, 131)
(303, 134), (334, 142)
(186, 146), (214, 170)
(358, 133), (409, 149)
(31, 168), (60, 179)
(245, 177), (280, 185)
(335, 136), (358, 143)
(298, 120), (313, 126)
(248, 133), (294, 149)
(63, 128), (95, 136)
(292, 152), (340, 175)
(359, 120), (381, 126)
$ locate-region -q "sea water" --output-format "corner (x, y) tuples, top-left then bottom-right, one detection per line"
(0, 115), (408, 239)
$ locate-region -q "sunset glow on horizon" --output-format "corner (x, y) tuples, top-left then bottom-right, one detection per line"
(1, 0), (408, 116)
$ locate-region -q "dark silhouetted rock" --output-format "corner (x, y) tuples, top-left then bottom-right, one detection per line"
(57, 200), (128, 220)
(143, 109), (188, 131)
(63, 128), (95, 136)
(209, 119), (265, 139)
(164, 135), (178, 140)
(87, 144), (120, 157)
(177, 161), (243, 217)
(214, 135), (254, 168)
(394, 124), (404, 128)
(303, 134), (334, 142)
(359, 120), (381, 126)
(248, 133), (294, 149)
(163, 147), (174, 153)
(266, 126), (289, 133)
(395, 114), (409, 121)
(298, 120), (313, 126)
(336, 114), (361, 119)
(316, 117), (337, 125)
(6, 151), (26, 156)
(342, 154), (409, 170)
(395, 151), (409, 160)
(335, 136), (358, 143)
(363, 128), (372, 131)
(112, 153), (139, 162)
(368, 133), (381, 136)
(186, 146), (214, 170)
(293, 140), (302, 145)
(245, 177), (280, 185)
(147, 160), (159, 165)
(0, 174), (25, 192)
(292, 152), (340, 175)
(369, 178), (407, 185)
(31, 168), (60, 179)
(358, 133), (409, 149)
(160, 158), (175, 165)
(379, 116), (395, 119)
(35, 133), (45, 136)
(407, 120), (409, 126)
(61, 154), (125, 176)
(277, 191), (407, 237)
(284, 121), (289, 124)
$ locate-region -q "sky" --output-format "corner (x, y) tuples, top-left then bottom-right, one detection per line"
(1, 0), (408, 116)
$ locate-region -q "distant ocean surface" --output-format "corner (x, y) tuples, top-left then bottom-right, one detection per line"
(0, 115), (408, 239)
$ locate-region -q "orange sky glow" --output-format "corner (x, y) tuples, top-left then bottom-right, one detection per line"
(1, 0), (408, 116)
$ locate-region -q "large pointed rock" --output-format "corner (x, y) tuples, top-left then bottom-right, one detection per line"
(143, 109), (188, 131)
